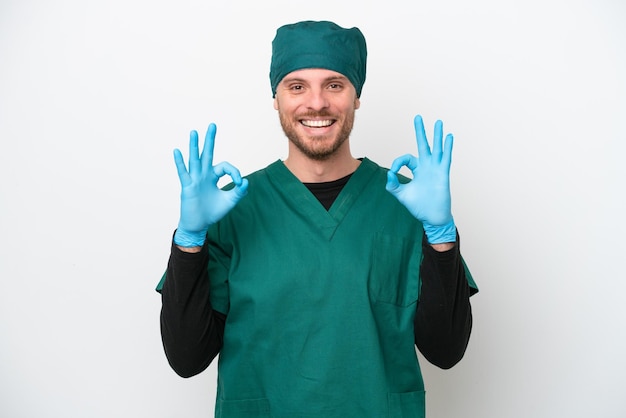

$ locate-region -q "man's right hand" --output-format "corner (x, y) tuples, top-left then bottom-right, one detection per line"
(173, 123), (248, 248)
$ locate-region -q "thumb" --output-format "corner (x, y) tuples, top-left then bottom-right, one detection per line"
(228, 178), (249, 201)
(385, 171), (401, 194)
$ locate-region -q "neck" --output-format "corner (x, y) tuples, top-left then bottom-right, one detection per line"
(284, 142), (360, 182)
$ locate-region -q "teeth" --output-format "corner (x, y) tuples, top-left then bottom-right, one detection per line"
(302, 120), (333, 128)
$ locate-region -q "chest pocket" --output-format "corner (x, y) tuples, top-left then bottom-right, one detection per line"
(369, 233), (421, 307)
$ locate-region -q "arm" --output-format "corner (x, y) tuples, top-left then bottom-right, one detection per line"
(386, 115), (472, 367)
(160, 123), (247, 376)
(414, 234), (472, 369)
(160, 237), (226, 377)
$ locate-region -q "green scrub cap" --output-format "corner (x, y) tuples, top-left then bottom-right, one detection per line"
(270, 20), (367, 98)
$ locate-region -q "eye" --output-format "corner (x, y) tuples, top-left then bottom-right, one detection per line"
(328, 83), (342, 90)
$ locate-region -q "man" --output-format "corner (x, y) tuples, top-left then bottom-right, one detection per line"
(157, 20), (478, 417)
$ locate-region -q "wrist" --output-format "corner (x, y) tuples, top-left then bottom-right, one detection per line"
(423, 219), (456, 244)
(175, 244), (203, 253)
(173, 227), (208, 248)
(430, 242), (455, 252)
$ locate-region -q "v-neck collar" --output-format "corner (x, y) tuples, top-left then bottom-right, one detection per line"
(265, 158), (379, 241)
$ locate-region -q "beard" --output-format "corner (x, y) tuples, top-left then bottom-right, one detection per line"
(278, 109), (356, 161)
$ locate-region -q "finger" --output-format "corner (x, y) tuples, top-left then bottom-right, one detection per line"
(201, 123), (217, 170)
(414, 115), (431, 158)
(217, 168), (249, 201)
(442, 133), (454, 169)
(188, 130), (200, 174)
(213, 161), (243, 185)
(232, 178), (249, 199)
(173, 148), (191, 186)
(389, 154), (418, 174)
(385, 170), (401, 193)
(432, 120), (444, 158)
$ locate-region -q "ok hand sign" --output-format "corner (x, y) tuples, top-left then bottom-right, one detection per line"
(173, 123), (249, 247)
(385, 115), (456, 244)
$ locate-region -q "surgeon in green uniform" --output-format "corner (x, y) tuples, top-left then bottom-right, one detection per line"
(157, 20), (478, 418)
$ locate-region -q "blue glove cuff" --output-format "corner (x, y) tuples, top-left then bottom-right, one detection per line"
(173, 228), (208, 248)
(423, 219), (457, 244)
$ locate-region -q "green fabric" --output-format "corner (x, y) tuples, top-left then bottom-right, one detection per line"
(156, 271), (165, 292)
(197, 158), (477, 417)
(269, 20), (367, 98)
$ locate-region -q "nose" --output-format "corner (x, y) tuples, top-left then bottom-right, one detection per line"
(306, 88), (329, 111)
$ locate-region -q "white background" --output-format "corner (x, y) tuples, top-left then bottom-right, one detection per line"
(1, 0), (625, 417)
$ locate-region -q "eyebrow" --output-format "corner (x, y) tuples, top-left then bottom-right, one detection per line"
(281, 74), (349, 84)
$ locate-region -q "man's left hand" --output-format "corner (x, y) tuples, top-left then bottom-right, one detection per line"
(386, 115), (456, 244)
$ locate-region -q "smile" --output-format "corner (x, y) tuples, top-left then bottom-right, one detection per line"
(300, 119), (335, 128)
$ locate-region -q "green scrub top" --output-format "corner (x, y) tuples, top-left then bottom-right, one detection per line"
(158, 158), (477, 418)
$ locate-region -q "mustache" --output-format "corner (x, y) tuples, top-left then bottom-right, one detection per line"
(297, 111), (336, 118)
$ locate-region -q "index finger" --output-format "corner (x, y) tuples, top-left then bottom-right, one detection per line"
(213, 161), (243, 185)
(389, 153), (418, 174)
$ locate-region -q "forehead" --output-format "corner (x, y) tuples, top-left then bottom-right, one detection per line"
(280, 68), (348, 84)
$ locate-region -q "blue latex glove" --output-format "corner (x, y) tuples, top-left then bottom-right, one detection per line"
(173, 123), (248, 247)
(386, 115), (456, 244)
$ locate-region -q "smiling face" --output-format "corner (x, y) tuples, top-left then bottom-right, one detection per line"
(274, 68), (360, 161)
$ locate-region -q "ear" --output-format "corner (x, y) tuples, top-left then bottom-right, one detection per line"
(354, 97), (360, 110)
(273, 97), (279, 110)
